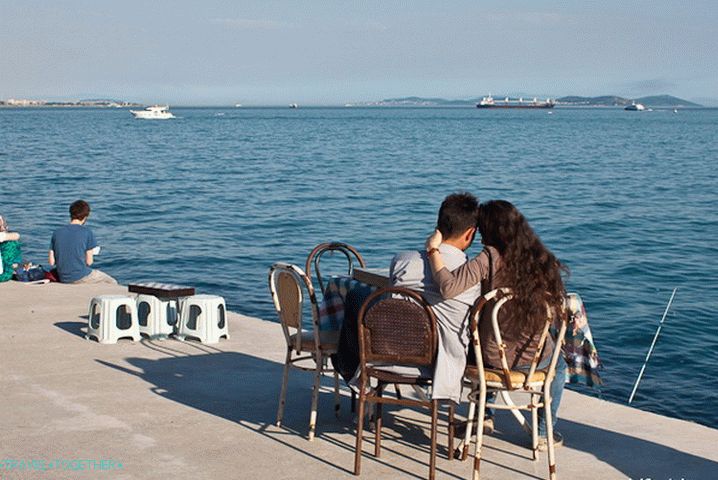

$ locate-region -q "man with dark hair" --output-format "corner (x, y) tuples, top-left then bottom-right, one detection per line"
(49, 200), (117, 284)
(389, 192), (482, 405)
(436, 193), (481, 240)
(69, 199), (91, 221)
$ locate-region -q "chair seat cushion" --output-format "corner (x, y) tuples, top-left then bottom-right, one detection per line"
(367, 364), (433, 385)
(465, 365), (547, 386)
(290, 330), (339, 352)
(368, 367), (431, 385)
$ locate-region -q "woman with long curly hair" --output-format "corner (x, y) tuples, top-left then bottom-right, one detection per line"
(425, 199), (568, 448)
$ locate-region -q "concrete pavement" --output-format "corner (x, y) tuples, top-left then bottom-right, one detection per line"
(2, 281), (717, 479)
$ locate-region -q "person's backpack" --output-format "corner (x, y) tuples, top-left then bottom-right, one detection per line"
(14, 264), (47, 282)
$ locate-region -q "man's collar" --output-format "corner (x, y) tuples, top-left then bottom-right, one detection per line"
(440, 243), (464, 255)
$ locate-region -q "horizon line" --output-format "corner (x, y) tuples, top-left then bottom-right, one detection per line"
(2, 91), (714, 108)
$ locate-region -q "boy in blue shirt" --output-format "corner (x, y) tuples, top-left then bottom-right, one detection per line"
(49, 200), (117, 284)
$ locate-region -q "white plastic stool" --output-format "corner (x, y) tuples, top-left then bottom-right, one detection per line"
(87, 295), (141, 344)
(136, 294), (178, 340)
(176, 294), (229, 344)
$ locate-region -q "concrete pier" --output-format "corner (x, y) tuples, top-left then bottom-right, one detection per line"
(2, 281), (717, 479)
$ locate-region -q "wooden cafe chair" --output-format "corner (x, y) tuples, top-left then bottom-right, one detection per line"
(306, 242), (369, 413)
(353, 287), (455, 480)
(268, 262), (341, 441)
(462, 288), (568, 480)
(305, 242), (366, 295)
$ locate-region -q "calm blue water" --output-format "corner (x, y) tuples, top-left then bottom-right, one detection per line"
(1, 106), (717, 428)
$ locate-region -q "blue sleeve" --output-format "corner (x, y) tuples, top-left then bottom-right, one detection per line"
(86, 229), (98, 250)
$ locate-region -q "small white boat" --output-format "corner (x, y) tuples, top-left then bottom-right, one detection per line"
(625, 102), (646, 111)
(130, 105), (175, 119)
(289, 103), (298, 109)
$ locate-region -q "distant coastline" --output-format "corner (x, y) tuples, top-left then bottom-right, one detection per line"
(362, 94), (702, 108)
(0, 98), (141, 108)
(0, 94), (705, 109)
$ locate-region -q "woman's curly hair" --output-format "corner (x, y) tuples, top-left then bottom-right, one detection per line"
(478, 200), (568, 335)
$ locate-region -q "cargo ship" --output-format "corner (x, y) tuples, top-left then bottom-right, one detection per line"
(476, 95), (555, 109)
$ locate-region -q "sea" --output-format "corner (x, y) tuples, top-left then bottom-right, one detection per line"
(1, 106), (716, 428)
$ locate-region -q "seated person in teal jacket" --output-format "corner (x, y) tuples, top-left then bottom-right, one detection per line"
(0, 215), (22, 282)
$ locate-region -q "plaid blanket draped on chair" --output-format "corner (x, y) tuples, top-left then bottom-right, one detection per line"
(562, 292), (603, 387)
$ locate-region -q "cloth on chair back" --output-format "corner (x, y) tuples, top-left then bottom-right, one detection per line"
(331, 286), (374, 381)
(562, 293), (603, 386)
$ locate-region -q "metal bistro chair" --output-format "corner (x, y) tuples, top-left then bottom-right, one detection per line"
(463, 288), (568, 480)
(268, 262), (341, 441)
(305, 242), (366, 295)
(354, 287), (455, 480)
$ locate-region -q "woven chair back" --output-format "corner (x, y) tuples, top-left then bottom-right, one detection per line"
(470, 288), (566, 390)
(305, 242), (366, 294)
(358, 287), (437, 367)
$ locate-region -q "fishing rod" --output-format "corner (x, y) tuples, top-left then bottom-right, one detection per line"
(628, 287), (678, 404)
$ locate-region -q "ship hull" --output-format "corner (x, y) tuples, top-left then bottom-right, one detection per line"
(476, 104), (554, 109)
(130, 111), (175, 119)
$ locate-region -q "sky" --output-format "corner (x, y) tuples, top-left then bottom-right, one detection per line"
(1, 0), (717, 105)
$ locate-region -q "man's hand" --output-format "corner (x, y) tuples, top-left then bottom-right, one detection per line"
(426, 229), (443, 251)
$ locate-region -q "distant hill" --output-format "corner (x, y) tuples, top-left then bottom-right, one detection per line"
(369, 96), (479, 106)
(556, 95), (630, 106)
(78, 98), (122, 103)
(635, 95), (701, 107)
(362, 94), (702, 107)
(556, 94), (700, 107)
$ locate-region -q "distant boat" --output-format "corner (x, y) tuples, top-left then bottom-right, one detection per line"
(476, 94), (554, 109)
(130, 105), (175, 119)
(235, 103), (242, 108)
(624, 102), (646, 111)
(289, 103), (298, 109)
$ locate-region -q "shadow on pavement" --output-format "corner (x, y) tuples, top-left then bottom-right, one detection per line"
(96, 351), (718, 479)
(96, 351), (464, 479)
